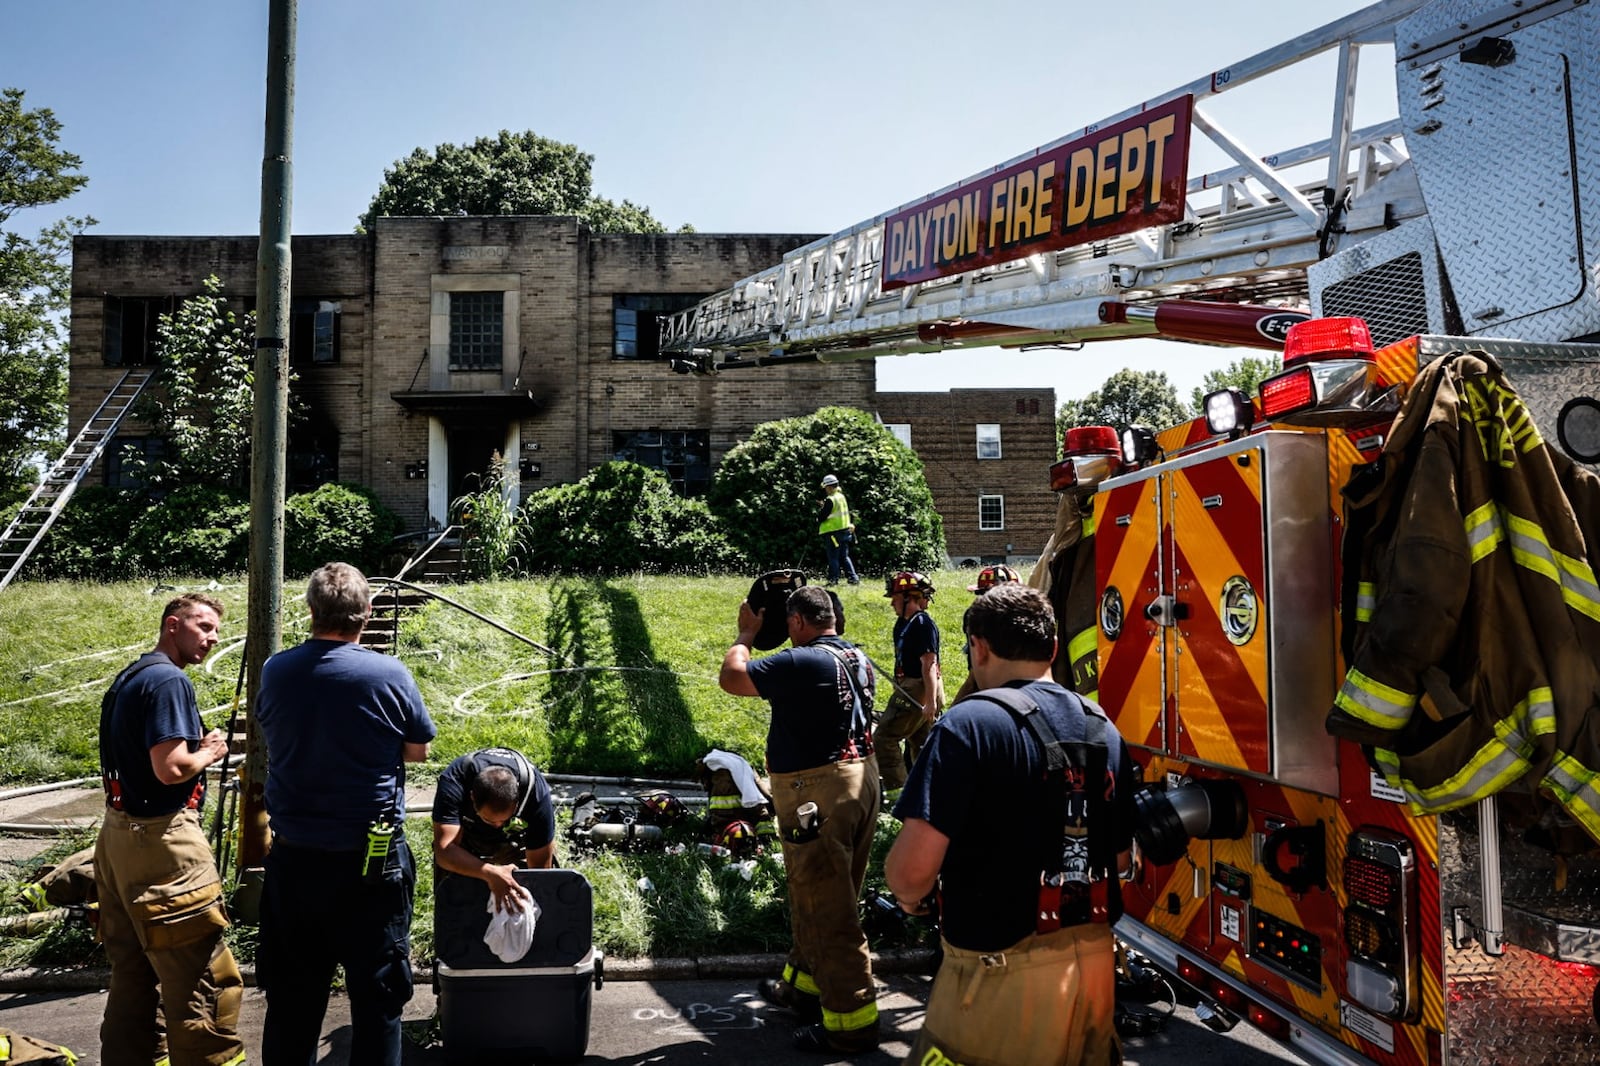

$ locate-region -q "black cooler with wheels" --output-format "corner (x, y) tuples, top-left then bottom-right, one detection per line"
(434, 867), (603, 1062)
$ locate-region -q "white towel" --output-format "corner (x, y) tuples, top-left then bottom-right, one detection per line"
(702, 748), (769, 807)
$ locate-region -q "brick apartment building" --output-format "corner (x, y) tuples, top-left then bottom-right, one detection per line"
(875, 389), (1058, 568)
(68, 218), (874, 529)
(67, 219), (1055, 562)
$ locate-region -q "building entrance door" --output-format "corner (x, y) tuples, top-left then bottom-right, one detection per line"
(446, 422), (506, 511)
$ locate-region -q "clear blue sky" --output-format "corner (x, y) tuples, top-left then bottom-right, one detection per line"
(4, 0), (1393, 407)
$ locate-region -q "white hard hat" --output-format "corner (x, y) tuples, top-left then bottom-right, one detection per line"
(821, 474), (839, 487)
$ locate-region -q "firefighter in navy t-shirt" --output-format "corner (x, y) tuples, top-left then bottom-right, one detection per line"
(431, 747), (556, 910)
(720, 585), (882, 1054)
(887, 584), (1138, 1066)
(875, 570), (944, 800)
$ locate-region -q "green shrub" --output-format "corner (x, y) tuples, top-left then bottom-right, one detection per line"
(707, 406), (944, 576)
(516, 461), (744, 574)
(125, 485), (251, 577)
(285, 482), (403, 576)
(31, 486), (144, 580)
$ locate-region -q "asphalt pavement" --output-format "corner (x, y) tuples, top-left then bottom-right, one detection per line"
(0, 973), (1307, 1065)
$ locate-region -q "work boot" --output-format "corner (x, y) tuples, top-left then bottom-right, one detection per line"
(758, 977), (822, 1022)
(792, 1022), (880, 1054)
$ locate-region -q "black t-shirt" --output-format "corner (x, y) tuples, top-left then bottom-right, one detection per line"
(431, 748), (555, 860)
(893, 680), (1139, 951)
(893, 611), (940, 679)
(100, 652), (207, 816)
(747, 636), (875, 774)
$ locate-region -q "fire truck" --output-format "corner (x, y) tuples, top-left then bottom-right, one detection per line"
(662, 0), (1600, 1062)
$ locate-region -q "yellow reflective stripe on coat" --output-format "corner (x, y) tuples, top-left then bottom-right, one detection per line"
(1334, 668), (1418, 730)
(1544, 752), (1600, 844)
(217, 1051), (245, 1066)
(1067, 627), (1097, 666)
(1463, 503), (1503, 564)
(822, 1000), (879, 1033)
(1355, 582), (1376, 623)
(1373, 688), (1554, 811)
(1082, 509), (1096, 537)
(0, 1035), (10, 1061)
(708, 795), (744, 809)
(1503, 512), (1600, 621)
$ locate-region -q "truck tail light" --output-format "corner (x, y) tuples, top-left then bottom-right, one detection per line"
(1247, 1001), (1291, 1040)
(1052, 425), (1122, 490)
(1344, 828), (1418, 1020)
(1259, 368), (1315, 419)
(1257, 316), (1398, 428)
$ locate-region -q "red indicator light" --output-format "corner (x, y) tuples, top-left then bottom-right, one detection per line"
(1211, 981), (1247, 1011)
(1048, 458), (1078, 492)
(1248, 1002), (1291, 1040)
(1345, 857), (1400, 910)
(1259, 368), (1315, 418)
(1282, 316), (1375, 365)
(1176, 956), (1205, 986)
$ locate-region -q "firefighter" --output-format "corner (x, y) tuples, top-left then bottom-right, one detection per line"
(94, 592), (244, 1066)
(951, 565), (1023, 703)
(431, 747), (556, 912)
(719, 586), (881, 1054)
(876, 570), (944, 801)
(817, 474), (861, 586)
(886, 584), (1138, 1065)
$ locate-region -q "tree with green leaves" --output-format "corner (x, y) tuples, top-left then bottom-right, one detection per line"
(128, 276), (301, 492)
(1190, 354), (1282, 411)
(709, 406), (945, 576)
(1057, 368), (1191, 444)
(0, 88), (91, 514)
(359, 130), (676, 234)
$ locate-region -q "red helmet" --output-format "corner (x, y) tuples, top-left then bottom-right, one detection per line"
(637, 791), (688, 827)
(967, 564), (1022, 594)
(716, 820), (759, 855)
(884, 571), (935, 599)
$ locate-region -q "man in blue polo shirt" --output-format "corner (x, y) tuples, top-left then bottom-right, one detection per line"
(256, 563), (436, 1066)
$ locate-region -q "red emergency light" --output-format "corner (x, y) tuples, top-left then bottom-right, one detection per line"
(1256, 316), (1394, 427)
(1050, 425), (1123, 491)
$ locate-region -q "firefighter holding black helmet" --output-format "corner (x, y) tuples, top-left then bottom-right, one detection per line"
(877, 570), (944, 801)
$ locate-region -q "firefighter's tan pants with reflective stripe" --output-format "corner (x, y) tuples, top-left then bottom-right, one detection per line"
(771, 757), (880, 1033)
(876, 679), (939, 791)
(94, 807), (245, 1066)
(903, 923), (1119, 1066)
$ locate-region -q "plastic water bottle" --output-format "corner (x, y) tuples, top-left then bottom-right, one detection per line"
(698, 842), (732, 858)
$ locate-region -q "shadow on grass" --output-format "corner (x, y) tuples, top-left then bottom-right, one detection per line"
(542, 577), (705, 776)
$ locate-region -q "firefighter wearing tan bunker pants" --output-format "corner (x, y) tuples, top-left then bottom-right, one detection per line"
(887, 585), (1138, 1066)
(876, 571), (944, 800)
(95, 593), (244, 1066)
(720, 586), (882, 1055)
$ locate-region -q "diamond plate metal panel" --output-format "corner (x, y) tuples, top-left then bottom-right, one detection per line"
(1309, 216), (1454, 342)
(1399, 45), (1579, 332)
(1439, 813), (1600, 1063)
(1396, 0), (1600, 343)
(1407, 334), (1600, 470)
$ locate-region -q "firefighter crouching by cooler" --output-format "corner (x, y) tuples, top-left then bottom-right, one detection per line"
(1326, 351), (1600, 836)
(255, 563), (437, 1066)
(719, 585), (882, 1054)
(876, 571), (944, 801)
(887, 584), (1137, 1066)
(950, 565), (1023, 703)
(94, 592), (244, 1066)
(431, 747), (556, 911)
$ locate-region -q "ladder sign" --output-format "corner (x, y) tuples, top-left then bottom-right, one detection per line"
(883, 95), (1193, 289)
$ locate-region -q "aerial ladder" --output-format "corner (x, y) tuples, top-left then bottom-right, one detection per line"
(665, 2), (1600, 1063)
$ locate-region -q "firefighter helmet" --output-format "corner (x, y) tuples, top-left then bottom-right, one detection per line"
(637, 791), (688, 827)
(884, 570), (935, 599)
(716, 820), (759, 855)
(821, 474), (840, 487)
(967, 564), (1022, 594)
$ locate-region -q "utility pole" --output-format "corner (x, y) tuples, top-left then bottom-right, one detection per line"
(236, 0), (296, 918)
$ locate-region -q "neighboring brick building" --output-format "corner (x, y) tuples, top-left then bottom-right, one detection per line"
(874, 389), (1058, 568)
(68, 218), (874, 528)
